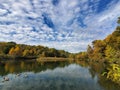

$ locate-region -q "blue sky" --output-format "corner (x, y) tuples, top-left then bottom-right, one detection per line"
(0, 0), (120, 53)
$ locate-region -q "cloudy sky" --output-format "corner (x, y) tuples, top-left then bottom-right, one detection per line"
(0, 0), (120, 53)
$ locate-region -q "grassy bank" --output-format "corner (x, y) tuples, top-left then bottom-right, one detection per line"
(37, 57), (74, 62)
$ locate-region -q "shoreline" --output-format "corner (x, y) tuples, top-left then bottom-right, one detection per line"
(0, 56), (74, 63)
(37, 57), (75, 62)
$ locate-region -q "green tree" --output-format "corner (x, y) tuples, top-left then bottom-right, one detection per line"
(87, 45), (93, 59)
(117, 17), (120, 24)
(76, 52), (88, 60)
(3, 42), (16, 54)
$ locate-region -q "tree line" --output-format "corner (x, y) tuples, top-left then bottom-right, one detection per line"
(0, 42), (70, 59)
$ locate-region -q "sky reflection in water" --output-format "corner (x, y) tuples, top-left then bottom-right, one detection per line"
(0, 64), (103, 90)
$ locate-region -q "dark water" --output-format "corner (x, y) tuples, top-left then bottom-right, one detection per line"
(0, 60), (120, 90)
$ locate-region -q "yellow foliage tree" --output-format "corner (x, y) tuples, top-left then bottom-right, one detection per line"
(105, 45), (116, 63)
(8, 47), (15, 55)
(8, 46), (22, 56)
(22, 49), (29, 57)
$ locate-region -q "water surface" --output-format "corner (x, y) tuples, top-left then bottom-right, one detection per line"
(0, 61), (120, 90)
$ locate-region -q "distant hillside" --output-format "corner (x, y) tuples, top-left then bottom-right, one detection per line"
(0, 42), (71, 59)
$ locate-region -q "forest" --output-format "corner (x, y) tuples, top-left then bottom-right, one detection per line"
(0, 42), (71, 59)
(75, 17), (120, 85)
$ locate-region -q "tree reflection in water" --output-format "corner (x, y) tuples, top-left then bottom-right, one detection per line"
(0, 60), (120, 90)
(0, 61), (69, 76)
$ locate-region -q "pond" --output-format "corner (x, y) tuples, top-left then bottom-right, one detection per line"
(0, 60), (120, 90)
